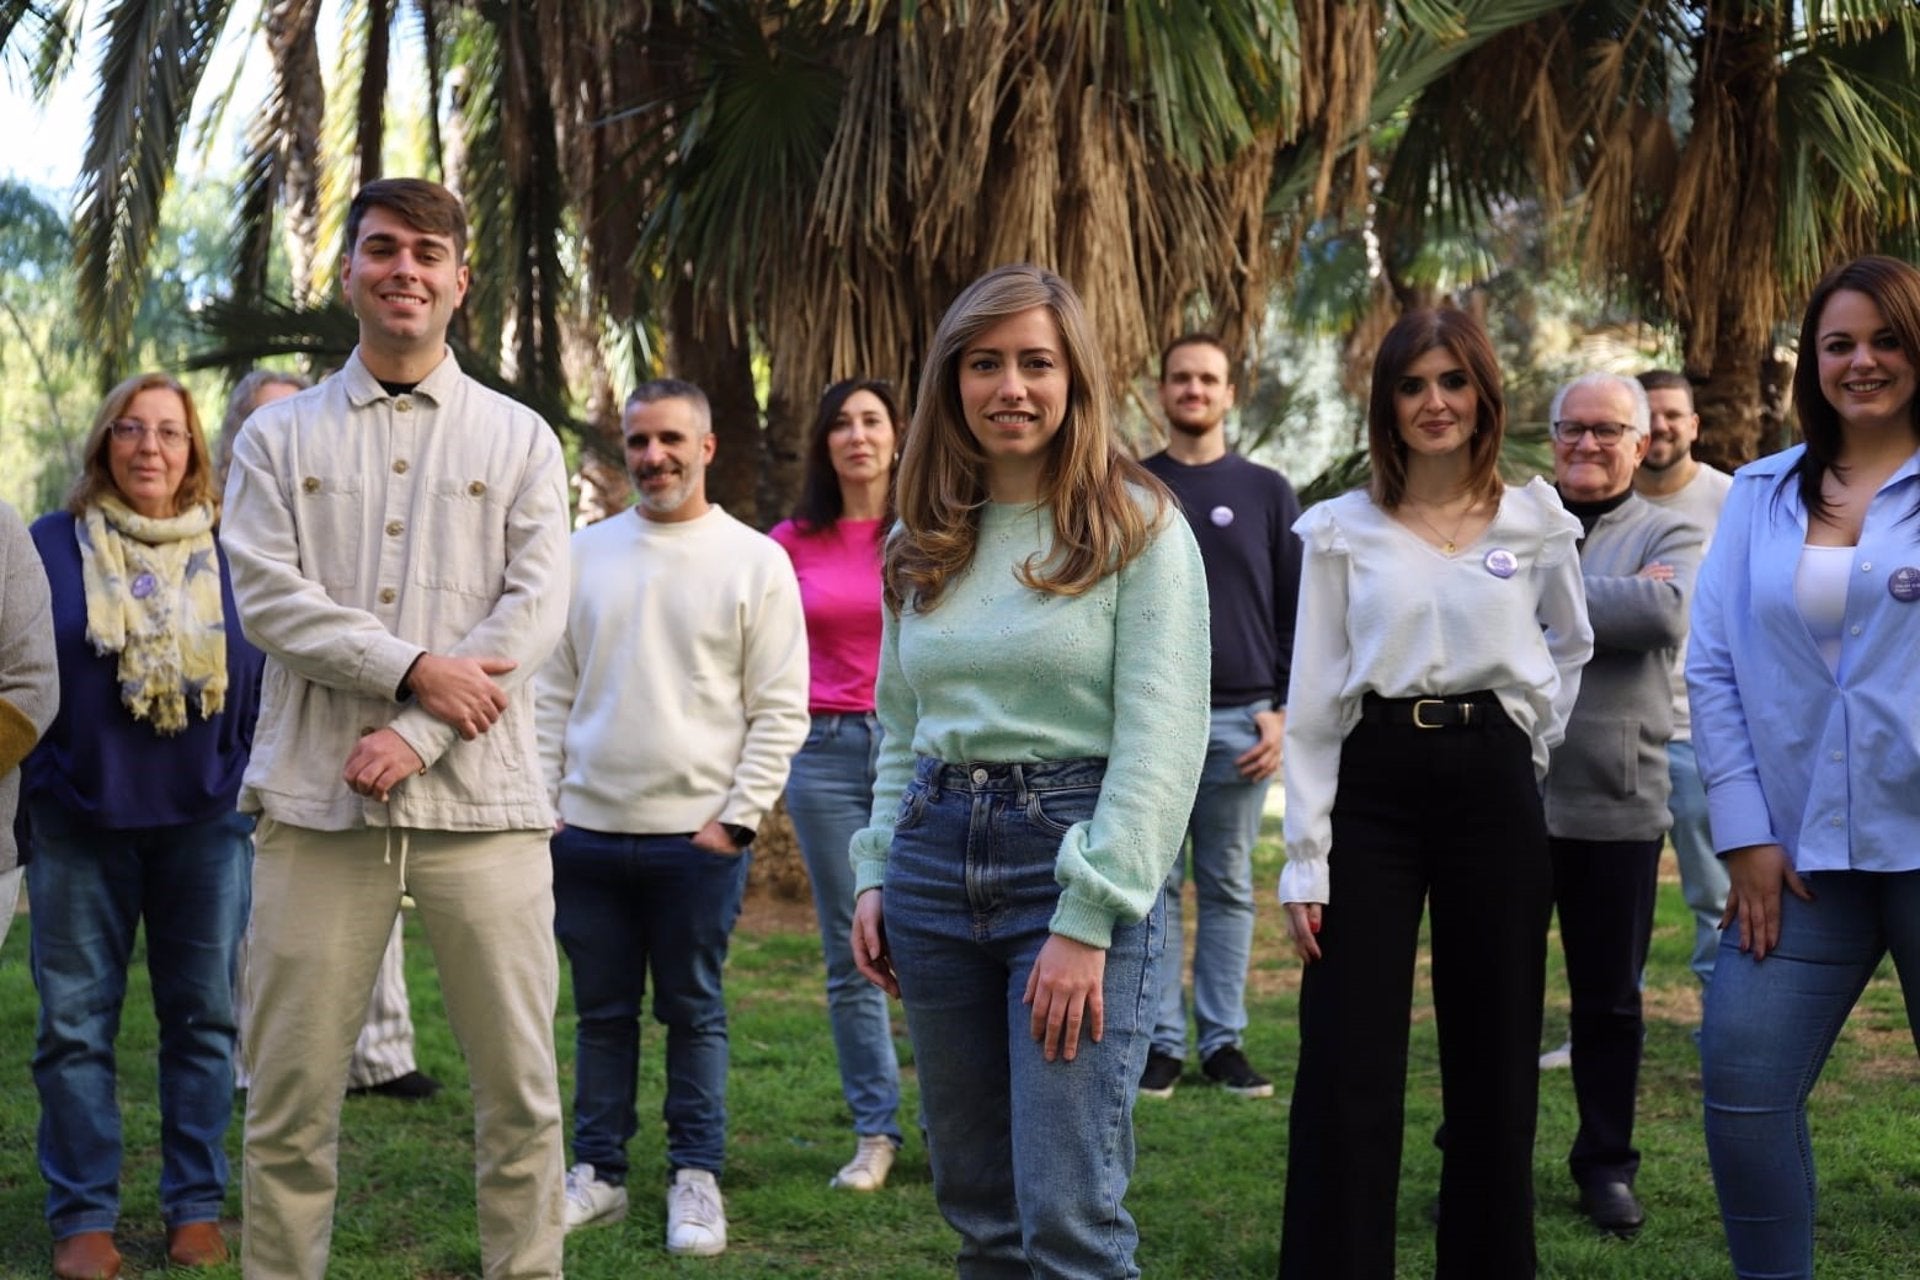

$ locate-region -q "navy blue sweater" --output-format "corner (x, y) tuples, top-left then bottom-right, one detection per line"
(1142, 451), (1303, 707)
(23, 511), (264, 831)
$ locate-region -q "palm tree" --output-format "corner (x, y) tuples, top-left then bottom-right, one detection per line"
(1353, 0), (1920, 466)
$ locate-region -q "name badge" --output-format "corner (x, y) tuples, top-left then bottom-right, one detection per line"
(1483, 548), (1518, 579)
(1890, 566), (1920, 602)
(1210, 505), (1234, 527)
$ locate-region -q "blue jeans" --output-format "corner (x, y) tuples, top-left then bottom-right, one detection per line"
(1152, 700), (1269, 1061)
(1667, 739), (1730, 990)
(1702, 870), (1920, 1280)
(26, 801), (253, 1238)
(783, 713), (904, 1142)
(551, 826), (750, 1180)
(884, 756), (1162, 1280)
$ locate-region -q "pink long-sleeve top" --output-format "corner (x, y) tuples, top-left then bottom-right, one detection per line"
(768, 517), (885, 714)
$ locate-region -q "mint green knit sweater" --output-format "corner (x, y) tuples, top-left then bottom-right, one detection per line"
(849, 498), (1211, 947)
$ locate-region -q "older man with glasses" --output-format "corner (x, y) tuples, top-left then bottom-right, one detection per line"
(1540, 373), (1708, 1237)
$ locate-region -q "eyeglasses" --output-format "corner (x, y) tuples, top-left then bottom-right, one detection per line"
(110, 419), (192, 450)
(1550, 420), (1635, 447)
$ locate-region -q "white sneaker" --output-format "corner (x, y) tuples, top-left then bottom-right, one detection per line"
(1539, 1039), (1574, 1070)
(562, 1162), (628, 1232)
(666, 1168), (727, 1257)
(829, 1134), (897, 1191)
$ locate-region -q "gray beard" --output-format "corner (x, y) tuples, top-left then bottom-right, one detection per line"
(634, 469), (698, 515)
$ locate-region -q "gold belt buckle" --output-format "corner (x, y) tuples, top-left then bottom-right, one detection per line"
(1411, 698), (1445, 729)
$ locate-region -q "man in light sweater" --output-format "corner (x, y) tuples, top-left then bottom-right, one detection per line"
(535, 379), (809, 1257)
(1544, 372), (1705, 1238)
(1633, 370), (1734, 995)
(1139, 333), (1301, 1100)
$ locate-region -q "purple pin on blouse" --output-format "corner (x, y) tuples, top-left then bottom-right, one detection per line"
(1483, 548), (1518, 579)
(1889, 566), (1920, 603)
(131, 572), (158, 599)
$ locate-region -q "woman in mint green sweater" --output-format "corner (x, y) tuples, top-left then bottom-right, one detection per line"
(849, 264), (1210, 1278)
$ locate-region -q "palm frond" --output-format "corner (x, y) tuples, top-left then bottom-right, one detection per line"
(73, 0), (236, 372)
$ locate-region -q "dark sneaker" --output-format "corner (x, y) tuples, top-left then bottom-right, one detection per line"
(347, 1070), (443, 1101)
(1201, 1045), (1274, 1098)
(1138, 1049), (1183, 1099)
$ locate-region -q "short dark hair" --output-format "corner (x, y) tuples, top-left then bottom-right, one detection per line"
(1159, 332), (1232, 382)
(792, 378), (902, 532)
(346, 178), (468, 263)
(1636, 369), (1693, 407)
(1367, 308), (1506, 511)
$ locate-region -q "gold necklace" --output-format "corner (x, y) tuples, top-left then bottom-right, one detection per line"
(1404, 499), (1475, 555)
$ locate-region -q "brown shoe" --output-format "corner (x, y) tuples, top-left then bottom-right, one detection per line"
(51, 1232), (121, 1280)
(166, 1222), (229, 1268)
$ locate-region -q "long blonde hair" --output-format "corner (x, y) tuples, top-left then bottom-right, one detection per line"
(885, 263), (1168, 613)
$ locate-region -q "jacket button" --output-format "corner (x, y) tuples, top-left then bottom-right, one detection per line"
(379, 587), (396, 604)
(302, 476), (320, 493)
(393, 459), (409, 474)
(468, 480), (487, 497)
(386, 520), (404, 536)
(394, 396), (413, 413)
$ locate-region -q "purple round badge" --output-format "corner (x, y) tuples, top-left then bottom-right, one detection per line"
(1210, 505), (1235, 528)
(1483, 548), (1518, 579)
(1889, 566), (1920, 603)
(130, 572), (157, 599)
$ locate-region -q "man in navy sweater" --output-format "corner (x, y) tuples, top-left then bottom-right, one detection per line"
(1140, 334), (1302, 1098)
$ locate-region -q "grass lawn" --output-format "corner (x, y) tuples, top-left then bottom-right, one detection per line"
(2, 822), (1916, 1278)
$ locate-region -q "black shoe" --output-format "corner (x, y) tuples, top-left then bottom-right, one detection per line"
(347, 1070), (443, 1101)
(1200, 1045), (1274, 1098)
(1578, 1180), (1645, 1236)
(1138, 1050), (1182, 1099)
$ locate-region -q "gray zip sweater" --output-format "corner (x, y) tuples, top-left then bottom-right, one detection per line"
(1543, 492), (1706, 841)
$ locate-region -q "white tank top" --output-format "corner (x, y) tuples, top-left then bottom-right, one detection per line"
(1794, 544), (1854, 677)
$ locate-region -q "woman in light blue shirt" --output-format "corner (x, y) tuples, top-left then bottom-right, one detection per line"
(1689, 254), (1920, 1280)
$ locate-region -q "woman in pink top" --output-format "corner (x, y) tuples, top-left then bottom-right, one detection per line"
(769, 378), (905, 1191)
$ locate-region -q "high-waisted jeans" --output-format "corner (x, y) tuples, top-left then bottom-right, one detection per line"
(884, 755), (1162, 1280)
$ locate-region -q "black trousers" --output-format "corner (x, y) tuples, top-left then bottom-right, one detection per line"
(1279, 714), (1552, 1280)
(1548, 834), (1664, 1191)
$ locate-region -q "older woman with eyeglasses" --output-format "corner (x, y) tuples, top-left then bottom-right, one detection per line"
(22, 372), (263, 1279)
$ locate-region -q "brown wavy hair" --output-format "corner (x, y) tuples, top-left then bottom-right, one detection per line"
(1366, 307), (1507, 511)
(1788, 254), (1920, 523)
(66, 372), (216, 518)
(884, 263), (1169, 613)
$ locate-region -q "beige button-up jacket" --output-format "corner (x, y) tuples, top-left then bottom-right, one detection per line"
(221, 349), (570, 831)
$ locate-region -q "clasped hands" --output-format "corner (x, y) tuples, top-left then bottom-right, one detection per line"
(344, 653), (517, 800)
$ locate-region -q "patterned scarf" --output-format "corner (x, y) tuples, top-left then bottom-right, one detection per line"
(77, 496), (228, 735)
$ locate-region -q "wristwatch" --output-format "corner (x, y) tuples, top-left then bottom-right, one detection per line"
(721, 823), (755, 849)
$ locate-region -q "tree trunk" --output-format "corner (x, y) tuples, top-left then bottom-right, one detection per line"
(759, 382), (805, 531)
(356, 0), (392, 187)
(668, 279), (762, 525)
(265, 0), (325, 303)
(1667, 2), (1784, 469)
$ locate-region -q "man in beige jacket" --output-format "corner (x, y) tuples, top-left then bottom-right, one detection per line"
(221, 178), (571, 1279)
(0, 496), (58, 951)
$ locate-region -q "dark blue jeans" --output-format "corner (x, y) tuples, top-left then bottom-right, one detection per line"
(884, 756), (1162, 1280)
(551, 827), (750, 1181)
(26, 801), (254, 1238)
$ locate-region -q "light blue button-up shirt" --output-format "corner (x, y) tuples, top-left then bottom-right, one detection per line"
(1687, 442), (1920, 872)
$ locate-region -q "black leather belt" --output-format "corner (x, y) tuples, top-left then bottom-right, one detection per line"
(1359, 691), (1499, 730)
